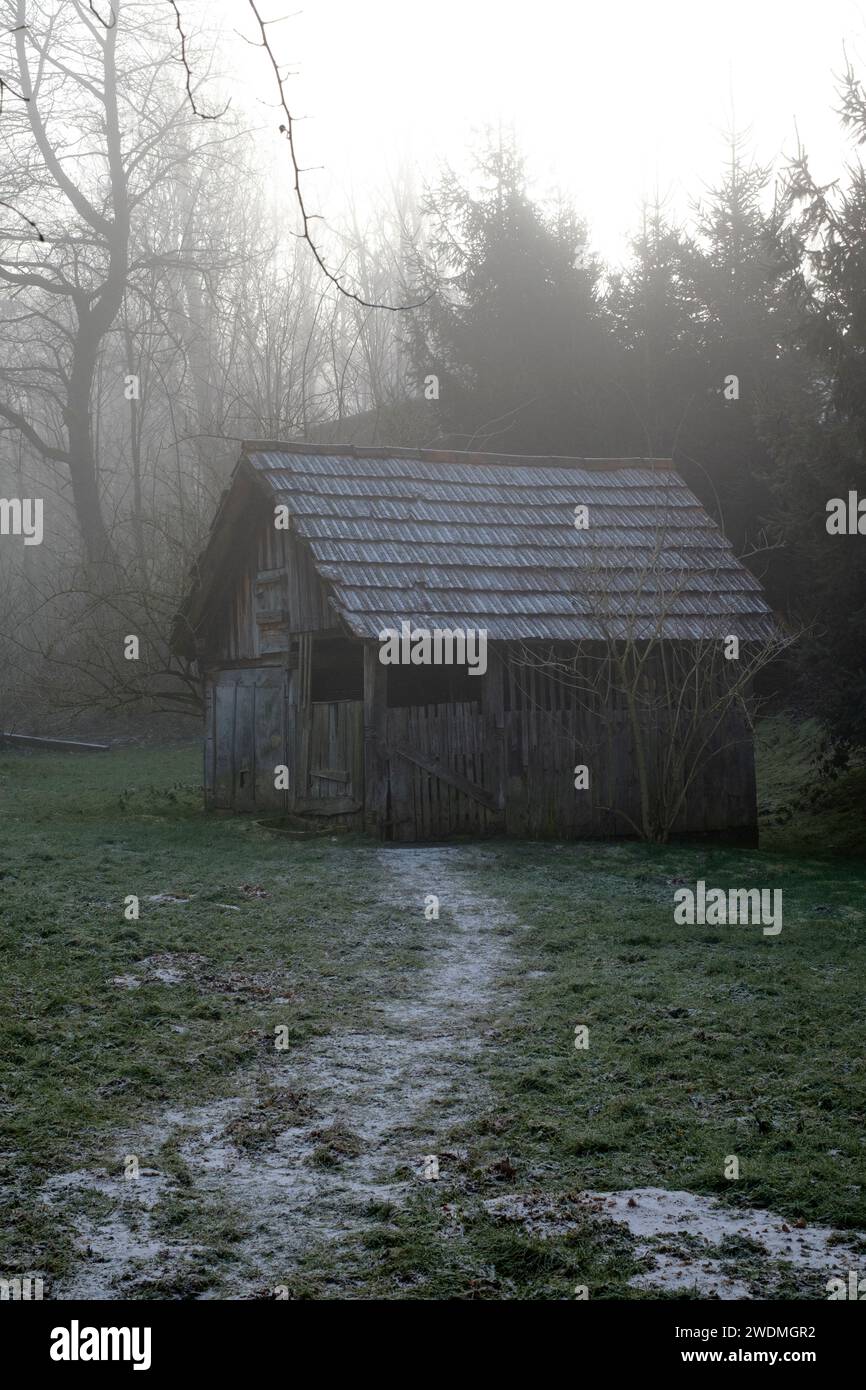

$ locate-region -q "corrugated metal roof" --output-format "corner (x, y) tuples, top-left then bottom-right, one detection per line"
(195, 444), (778, 643)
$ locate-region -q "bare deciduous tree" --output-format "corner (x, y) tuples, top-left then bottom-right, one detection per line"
(509, 517), (793, 842)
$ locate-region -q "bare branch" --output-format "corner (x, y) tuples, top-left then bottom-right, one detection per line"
(0, 398), (69, 461)
(166, 0), (429, 311)
(0, 198), (43, 241)
(165, 0), (229, 120)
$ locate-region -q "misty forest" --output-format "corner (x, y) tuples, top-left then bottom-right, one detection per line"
(1, 0), (865, 1311)
(0, 1), (863, 747)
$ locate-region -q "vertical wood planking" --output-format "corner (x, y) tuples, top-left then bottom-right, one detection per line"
(363, 643), (389, 837)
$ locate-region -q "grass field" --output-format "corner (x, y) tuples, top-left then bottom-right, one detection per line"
(1, 717), (864, 1299)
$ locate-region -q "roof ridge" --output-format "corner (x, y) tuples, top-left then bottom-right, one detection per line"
(241, 440), (675, 471)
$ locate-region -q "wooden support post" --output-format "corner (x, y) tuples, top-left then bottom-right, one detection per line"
(502, 647), (528, 835)
(296, 633), (312, 805)
(363, 642), (389, 837)
(203, 680), (215, 809)
(481, 648), (507, 828)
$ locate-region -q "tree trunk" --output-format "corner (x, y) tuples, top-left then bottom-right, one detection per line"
(67, 317), (114, 566)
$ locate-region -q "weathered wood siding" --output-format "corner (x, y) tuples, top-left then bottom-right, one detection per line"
(383, 702), (502, 841)
(205, 666), (288, 811)
(201, 504), (334, 663)
(204, 629), (364, 825)
(499, 657), (755, 840)
(362, 646), (757, 843)
(300, 701), (365, 820)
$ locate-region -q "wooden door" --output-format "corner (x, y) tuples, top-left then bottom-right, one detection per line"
(207, 667), (288, 811)
(294, 700), (364, 817)
(382, 703), (503, 840)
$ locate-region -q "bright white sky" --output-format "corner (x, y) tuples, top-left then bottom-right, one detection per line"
(200, 0), (866, 266)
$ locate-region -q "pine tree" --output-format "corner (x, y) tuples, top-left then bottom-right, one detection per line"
(406, 136), (623, 456)
(687, 133), (798, 554)
(757, 73), (866, 747)
(606, 199), (704, 459)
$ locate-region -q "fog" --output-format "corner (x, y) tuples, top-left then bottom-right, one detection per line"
(207, 0), (866, 263)
(0, 0), (864, 745)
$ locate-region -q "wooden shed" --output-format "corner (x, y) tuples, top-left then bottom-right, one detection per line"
(172, 442), (776, 842)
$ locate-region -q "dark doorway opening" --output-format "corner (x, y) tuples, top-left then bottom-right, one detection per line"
(310, 636), (364, 702)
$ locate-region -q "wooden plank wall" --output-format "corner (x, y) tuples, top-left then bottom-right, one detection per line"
(383, 702), (500, 841)
(205, 666), (288, 812)
(501, 648), (757, 841)
(363, 646), (389, 836)
(370, 646), (757, 843)
(304, 701), (365, 826)
(204, 510), (334, 663)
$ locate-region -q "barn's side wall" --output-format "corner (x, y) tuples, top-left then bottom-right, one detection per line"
(498, 648), (757, 842)
(200, 497), (333, 664)
(200, 503), (365, 824)
(363, 646), (758, 844)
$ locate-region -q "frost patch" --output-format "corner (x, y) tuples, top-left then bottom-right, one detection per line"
(484, 1187), (866, 1298)
(109, 953), (296, 998)
(40, 1168), (184, 1301)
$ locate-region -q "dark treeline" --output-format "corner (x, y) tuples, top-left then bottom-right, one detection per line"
(0, 1), (863, 763)
(407, 113), (866, 755)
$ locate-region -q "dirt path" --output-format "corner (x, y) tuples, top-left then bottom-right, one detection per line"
(35, 840), (865, 1301)
(42, 846), (516, 1299)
